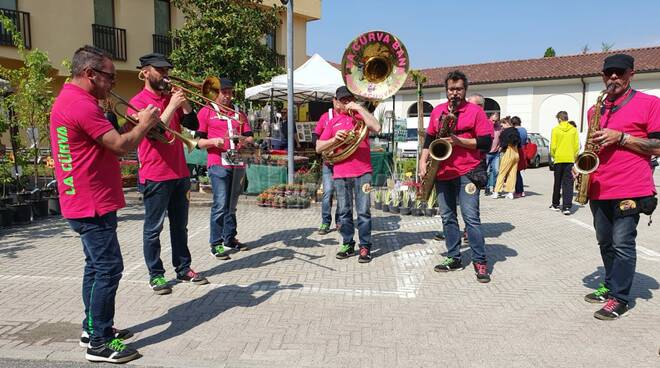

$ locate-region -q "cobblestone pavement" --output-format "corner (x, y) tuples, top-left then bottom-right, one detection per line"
(0, 168), (659, 368)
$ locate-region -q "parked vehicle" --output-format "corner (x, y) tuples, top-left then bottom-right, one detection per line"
(527, 132), (551, 168)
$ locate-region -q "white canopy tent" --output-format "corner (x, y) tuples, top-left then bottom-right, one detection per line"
(244, 53), (343, 103)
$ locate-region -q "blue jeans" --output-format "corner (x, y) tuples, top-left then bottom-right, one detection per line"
(321, 164), (339, 226)
(486, 152), (500, 190)
(209, 165), (245, 246)
(142, 178), (191, 279)
(68, 212), (123, 347)
(436, 175), (486, 262)
(335, 173), (372, 248)
(590, 199), (640, 304)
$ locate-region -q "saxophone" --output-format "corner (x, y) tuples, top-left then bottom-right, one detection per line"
(418, 98), (459, 201)
(574, 84), (615, 205)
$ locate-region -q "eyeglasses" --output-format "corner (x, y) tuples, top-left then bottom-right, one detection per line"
(603, 68), (627, 77)
(92, 68), (117, 82)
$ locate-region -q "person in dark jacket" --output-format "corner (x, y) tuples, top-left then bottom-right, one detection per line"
(492, 117), (520, 199)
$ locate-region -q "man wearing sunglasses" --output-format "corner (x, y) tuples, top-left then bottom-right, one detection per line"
(582, 54), (660, 320)
(50, 45), (160, 363)
(128, 53), (208, 296)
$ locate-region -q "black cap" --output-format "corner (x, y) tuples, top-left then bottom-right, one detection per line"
(335, 86), (354, 100)
(602, 54), (634, 71)
(220, 77), (234, 89)
(136, 53), (173, 69)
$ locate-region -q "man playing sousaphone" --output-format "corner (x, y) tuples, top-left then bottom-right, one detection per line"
(196, 78), (254, 260)
(128, 53), (208, 295)
(317, 86), (380, 263)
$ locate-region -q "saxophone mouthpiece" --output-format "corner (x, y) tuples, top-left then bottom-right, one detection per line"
(606, 83), (617, 93)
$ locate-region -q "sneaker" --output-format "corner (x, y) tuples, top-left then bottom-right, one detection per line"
(473, 261), (491, 283)
(549, 205), (560, 211)
(358, 247), (372, 263)
(177, 269), (209, 285)
(563, 209), (571, 216)
(490, 192), (499, 199)
(484, 189), (492, 196)
(594, 298), (628, 320)
(227, 238), (248, 251)
(211, 244), (230, 260)
(80, 328), (133, 348)
(433, 232), (445, 241)
(149, 275), (172, 295)
(505, 192), (514, 200)
(336, 244), (356, 259)
(433, 257), (464, 272)
(521, 191), (526, 197)
(318, 223), (330, 235)
(584, 283), (610, 303)
(85, 338), (140, 363)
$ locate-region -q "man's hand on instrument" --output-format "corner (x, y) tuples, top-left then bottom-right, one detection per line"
(168, 88), (187, 110)
(443, 134), (462, 146)
(335, 130), (349, 141)
(592, 128), (622, 148)
(418, 164), (427, 179)
(137, 104), (160, 129)
(214, 137), (224, 148)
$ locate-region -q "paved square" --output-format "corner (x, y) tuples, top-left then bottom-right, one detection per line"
(1, 168), (659, 367)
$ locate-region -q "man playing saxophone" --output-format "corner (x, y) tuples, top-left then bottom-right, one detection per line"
(419, 70), (494, 283)
(317, 86), (380, 263)
(581, 54), (659, 320)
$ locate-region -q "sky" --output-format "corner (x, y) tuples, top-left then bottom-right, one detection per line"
(306, 0), (660, 69)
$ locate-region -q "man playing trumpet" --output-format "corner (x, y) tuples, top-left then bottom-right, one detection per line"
(128, 53), (208, 296)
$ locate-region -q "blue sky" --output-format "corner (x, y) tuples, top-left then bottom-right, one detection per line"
(306, 0), (660, 69)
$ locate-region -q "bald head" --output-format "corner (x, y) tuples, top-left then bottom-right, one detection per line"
(468, 93), (484, 108)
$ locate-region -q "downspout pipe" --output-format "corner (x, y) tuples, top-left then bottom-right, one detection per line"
(579, 77), (587, 133)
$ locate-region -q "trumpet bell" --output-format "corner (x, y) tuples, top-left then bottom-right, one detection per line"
(574, 151), (600, 175)
(429, 139), (452, 162)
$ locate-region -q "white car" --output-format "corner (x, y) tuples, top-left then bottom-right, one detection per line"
(527, 132), (551, 168)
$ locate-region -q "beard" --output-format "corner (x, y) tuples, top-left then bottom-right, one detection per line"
(148, 76), (168, 92)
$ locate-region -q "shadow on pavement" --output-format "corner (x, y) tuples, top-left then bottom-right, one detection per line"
(202, 247), (334, 277)
(582, 266), (659, 306)
(129, 280), (302, 350)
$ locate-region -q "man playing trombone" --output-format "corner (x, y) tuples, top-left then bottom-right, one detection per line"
(195, 78), (254, 259)
(128, 53), (208, 296)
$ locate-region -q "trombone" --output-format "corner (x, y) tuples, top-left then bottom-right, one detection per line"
(163, 75), (243, 123)
(107, 90), (197, 153)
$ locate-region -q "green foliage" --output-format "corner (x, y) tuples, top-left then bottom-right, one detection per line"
(543, 47), (556, 58)
(426, 186), (437, 208)
(170, 0), (283, 103)
(601, 42), (614, 52)
(397, 158), (417, 178)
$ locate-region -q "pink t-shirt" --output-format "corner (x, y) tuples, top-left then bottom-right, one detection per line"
(319, 111), (371, 179)
(587, 89), (660, 200)
(49, 83), (125, 219)
(314, 109), (335, 136)
(127, 89), (188, 184)
(427, 101), (493, 180)
(197, 104), (252, 169)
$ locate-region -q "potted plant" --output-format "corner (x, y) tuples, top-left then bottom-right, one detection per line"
(400, 191), (411, 215)
(381, 190), (390, 212)
(413, 199), (424, 216)
(373, 189), (382, 210)
(189, 177), (200, 192)
(301, 196), (310, 209)
(390, 190), (401, 214)
(425, 187), (437, 217)
(256, 193), (266, 207)
(199, 175), (212, 193)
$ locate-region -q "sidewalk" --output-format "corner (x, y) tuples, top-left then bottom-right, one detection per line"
(0, 168), (658, 367)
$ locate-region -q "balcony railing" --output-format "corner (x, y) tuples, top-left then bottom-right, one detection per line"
(0, 8), (31, 49)
(92, 24), (127, 61)
(153, 34), (175, 56)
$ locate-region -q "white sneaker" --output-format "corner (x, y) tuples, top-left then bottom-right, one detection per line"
(505, 193), (514, 199)
(490, 192), (499, 199)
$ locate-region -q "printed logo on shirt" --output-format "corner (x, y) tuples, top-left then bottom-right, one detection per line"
(55, 126), (75, 195)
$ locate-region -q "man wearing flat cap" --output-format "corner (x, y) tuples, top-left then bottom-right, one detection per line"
(128, 52), (208, 295)
(582, 53), (660, 320)
(316, 86), (381, 263)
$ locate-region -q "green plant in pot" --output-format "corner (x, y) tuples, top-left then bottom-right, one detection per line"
(373, 189), (382, 210)
(400, 191), (412, 215)
(425, 187), (437, 217)
(390, 190), (401, 214)
(381, 190), (391, 212)
(413, 199), (424, 216)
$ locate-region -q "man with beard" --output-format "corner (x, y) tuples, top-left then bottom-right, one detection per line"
(128, 53), (208, 295)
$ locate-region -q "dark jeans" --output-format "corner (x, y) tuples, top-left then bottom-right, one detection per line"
(436, 175), (486, 263)
(515, 170), (524, 194)
(335, 173), (372, 248)
(209, 165), (245, 246)
(68, 212), (123, 347)
(321, 164), (339, 226)
(486, 152), (500, 190)
(590, 200), (640, 304)
(142, 178), (192, 279)
(552, 163), (574, 210)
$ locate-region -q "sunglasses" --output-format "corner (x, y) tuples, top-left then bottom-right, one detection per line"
(603, 68), (627, 77)
(92, 68), (117, 82)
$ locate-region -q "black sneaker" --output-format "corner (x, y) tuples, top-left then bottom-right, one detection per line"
(434, 257), (464, 272)
(227, 238), (248, 251)
(358, 247), (372, 263)
(594, 298), (628, 320)
(80, 328), (133, 348)
(177, 269), (209, 285)
(473, 261), (491, 283)
(318, 223), (331, 235)
(85, 338), (140, 363)
(336, 244), (356, 259)
(211, 244), (230, 260)
(562, 208), (571, 216)
(433, 232), (445, 241)
(549, 205), (560, 211)
(584, 283), (610, 303)
(149, 275), (172, 295)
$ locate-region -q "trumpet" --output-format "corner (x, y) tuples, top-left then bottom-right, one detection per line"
(108, 90), (197, 153)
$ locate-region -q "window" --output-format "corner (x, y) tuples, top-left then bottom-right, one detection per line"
(406, 128), (418, 141)
(154, 0), (170, 35)
(484, 98), (500, 117)
(94, 0), (114, 26)
(265, 29), (276, 51)
(406, 101), (433, 118)
(0, 0), (16, 10)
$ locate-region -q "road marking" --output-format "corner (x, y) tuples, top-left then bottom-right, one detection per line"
(568, 218), (660, 262)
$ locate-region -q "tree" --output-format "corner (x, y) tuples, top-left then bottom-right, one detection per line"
(170, 0), (283, 103)
(601, 42), (614, 52)
(581, 44), (590, 54)
(543, 47), (556, 57)
(0, 14), (54, 192)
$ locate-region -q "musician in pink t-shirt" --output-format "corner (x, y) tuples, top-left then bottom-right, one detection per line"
(317, 86), (380, 263)
(312, 99), (340, 235)
(128, 53), (208, 295)
(581, 54), (659, 321)
(50, 45), (159, 363)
